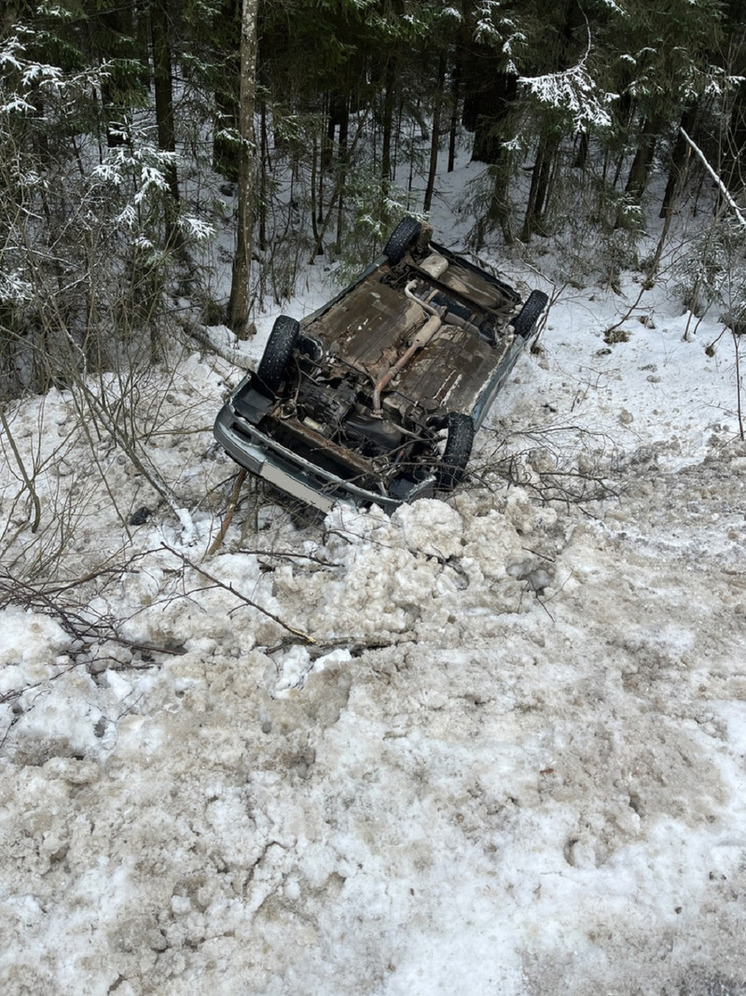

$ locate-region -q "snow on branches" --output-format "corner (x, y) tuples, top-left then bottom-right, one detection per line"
(518, 59), (617, 133)
(517, 22), (617, 133)
(473, 2), (526, 71)
(0, 29), (110, 119)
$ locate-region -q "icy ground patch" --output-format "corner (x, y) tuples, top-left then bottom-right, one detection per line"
(1, 273), (745, 995)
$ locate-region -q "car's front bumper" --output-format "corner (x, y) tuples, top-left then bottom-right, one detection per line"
(213, 404), (431, 512)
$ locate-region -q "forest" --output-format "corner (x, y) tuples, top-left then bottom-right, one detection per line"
(1, 0), (745, 400)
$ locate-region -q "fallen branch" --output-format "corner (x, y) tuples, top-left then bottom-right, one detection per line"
(238, 548), (337, 568)
(0, 565), (188, 658)
(680, 127), (746, 230)
(266, 634), (416, 657)
(0, 404), (42, 533)
(206, 469), (247, 557)
(177, 318), (255, 371)
(163, 543), (315, 644)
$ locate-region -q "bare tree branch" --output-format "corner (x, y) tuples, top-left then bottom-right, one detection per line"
(680, 127), (746, 230)
(161, 543), (315, 644)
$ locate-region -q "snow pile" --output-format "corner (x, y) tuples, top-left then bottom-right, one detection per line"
(2, 214), (746, 992)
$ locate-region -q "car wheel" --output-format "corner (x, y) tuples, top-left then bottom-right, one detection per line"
(383, 216), (422, 265)
(437, 412), (474, 491)
(511, 290), (549, 339)
(257, 315), (300, 392)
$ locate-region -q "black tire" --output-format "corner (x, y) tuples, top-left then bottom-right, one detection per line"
(383, 216), (422, 265)
(257, 316), (300, 392)
(511, 290), (548, 339)
(437, 413), (474, 491)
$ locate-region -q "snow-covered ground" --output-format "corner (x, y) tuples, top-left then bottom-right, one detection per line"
(1, 174), (746, 995)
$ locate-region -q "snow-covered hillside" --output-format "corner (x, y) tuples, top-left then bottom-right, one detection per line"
(1, 216), (745, 994)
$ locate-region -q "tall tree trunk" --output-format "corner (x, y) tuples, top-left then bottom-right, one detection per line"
(573, 132), (589, 170)
(381, 58), (396, 183)
(469, 69), (517, 244)
(468, 71), (517, 164)
(150, 0), (179, 248)
(625, 115), (660, 202)
(423, 53), (446, 214)
(336, 95), (349, 247)
(521, 131), (559, 242)
(212, 0), (240, 180)
(310, 133), (321, 253)
(228, 0), (259, 338)
(521, 138), (546, 242)
(318, 94), (333, 230)
(258, 96), (268, 251)
(660, 106), (697, 217)
(448, 57), (461, 174)
(476, 159), (513, 247)
(725, 81), (746, 192)
(100, 80), (126, 148)
(93, 3), (142, 148)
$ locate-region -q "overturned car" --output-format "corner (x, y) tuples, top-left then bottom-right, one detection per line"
(214, 217), (548, 512)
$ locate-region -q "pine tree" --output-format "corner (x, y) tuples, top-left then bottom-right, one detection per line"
(228, 0), (259, 337)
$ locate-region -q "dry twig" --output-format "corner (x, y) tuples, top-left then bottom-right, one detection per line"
(206, 469), (247, 556)
(162, 543), (315, 644)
